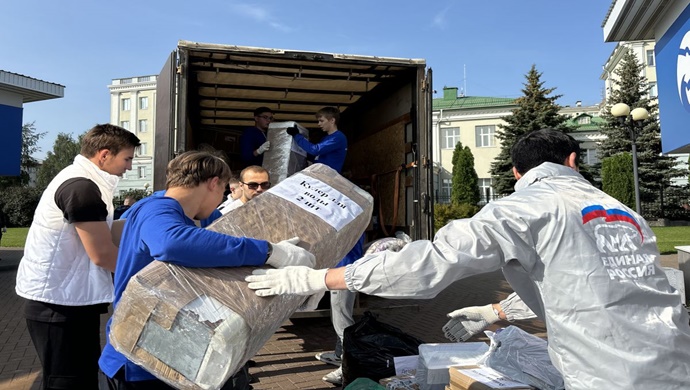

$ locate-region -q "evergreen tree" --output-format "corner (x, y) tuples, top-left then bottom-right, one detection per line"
(490, 65), (572, 195)
(36, 133), (82, 189)
(601, 153), (635, 209)
(451, 141), (480, 205)
(599, 48), (680, 202)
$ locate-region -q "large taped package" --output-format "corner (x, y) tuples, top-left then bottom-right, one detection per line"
(110, 164), (373, 390)
(263, 121), (309, 185)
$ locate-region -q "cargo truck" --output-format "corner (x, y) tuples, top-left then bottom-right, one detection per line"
(153, 40), (435, 242)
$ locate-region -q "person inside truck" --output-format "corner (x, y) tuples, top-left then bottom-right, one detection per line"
(287, 106), (361, 385)
(246, 128), (690, 390)
(98, 150), (315, 390)
(240, 106), (274, 167)
(217, 166), (270, 215)
(16, 124), (140, 390)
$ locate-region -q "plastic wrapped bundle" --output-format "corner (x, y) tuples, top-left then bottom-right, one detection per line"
(263, 121), (309, 185)
(110, 163), (373, 390)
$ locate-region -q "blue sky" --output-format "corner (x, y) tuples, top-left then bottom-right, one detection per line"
(2, 1), (615, 158)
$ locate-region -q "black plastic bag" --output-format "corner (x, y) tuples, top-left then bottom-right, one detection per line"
(342, 311), (424, 387)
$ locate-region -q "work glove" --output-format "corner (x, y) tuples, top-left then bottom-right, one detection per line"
(256, 141), (270, 155)
(297, 291), (326, 311)
(442, 304), (500, 342)
(286, 126), (299, 136)
(245, 266), (328, 296)
(265, 237), (316, 269)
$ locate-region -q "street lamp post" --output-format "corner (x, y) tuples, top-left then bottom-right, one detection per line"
(610, 102), (650, 215)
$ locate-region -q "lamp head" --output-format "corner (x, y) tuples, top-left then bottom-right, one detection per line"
(631, 107), (650, 121)
(611, 103), (631, 118)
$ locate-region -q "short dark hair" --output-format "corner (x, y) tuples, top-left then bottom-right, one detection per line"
(166, 150), (232, 189)
(80, 124), (141, 157)
(316, 106), (340, 125)
(511, 128), (580, 175)
(253, 107), (273, 117)
(239, 165), (269, 182)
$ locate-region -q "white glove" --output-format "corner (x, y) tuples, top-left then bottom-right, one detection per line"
(245, 266), (328, 296)
(256, 141), (270, 155)
(297, 291), (326, 311)
(265, 237), (316, 269)
(442, 304), (500, 342)
(1, 227), (6, 233)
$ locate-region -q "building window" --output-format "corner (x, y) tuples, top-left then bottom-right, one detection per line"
(649, 82), (658, 98)
(646, 49), (655, 66)
(138, 119), (148, 133)
(139, 96), (149, 110)
(441, 179), (452, 203)
(475, 125), (496, 147)
(120, 121), (130, 130)
(138, 76), (151, 82)
(479, 178), (493, 204)
(441, 127), (460, 149)
(577, 116), (591, 125)
(584, 149), (600, 166)
(121, 98), (131, 111)
(137, 143), (148, 156)
(138, 166), (146, 179)
(120, 78), (133, 84)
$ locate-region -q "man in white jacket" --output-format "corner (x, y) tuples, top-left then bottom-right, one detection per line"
(16, 124), (140, 389)
(246, 128), (690, 389)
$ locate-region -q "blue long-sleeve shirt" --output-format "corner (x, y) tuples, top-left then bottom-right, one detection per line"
(99, 195), (268, 381)
(293, 130), (347, 173)
(240, 126), (268, 166)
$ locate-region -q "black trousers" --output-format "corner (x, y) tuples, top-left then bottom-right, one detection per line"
(26, 315), (102, 390)
(98, 364), (253, 390)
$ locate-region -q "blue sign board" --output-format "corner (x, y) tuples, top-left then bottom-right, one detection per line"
(0, 104), (23, 176)
(656, 3), (690, 153)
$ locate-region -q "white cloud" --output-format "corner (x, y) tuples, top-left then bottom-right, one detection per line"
(432, 4), (454, 29)
(230, 2), (294, 32)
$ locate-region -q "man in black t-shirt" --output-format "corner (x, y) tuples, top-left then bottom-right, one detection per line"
(15, 124), (140, 390)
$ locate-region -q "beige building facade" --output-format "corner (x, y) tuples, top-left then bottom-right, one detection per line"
(108, 75), (157, 195)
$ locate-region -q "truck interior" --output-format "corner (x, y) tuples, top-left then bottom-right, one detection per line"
(156, 41), (433, 241)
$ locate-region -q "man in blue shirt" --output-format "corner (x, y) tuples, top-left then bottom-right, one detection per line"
(286, 106), (347, 173)
(240, 107), (274, 167)
(99, 150), (315, 389)
(287, 107), (359, 385)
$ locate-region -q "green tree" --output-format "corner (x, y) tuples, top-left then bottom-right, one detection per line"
(490, 65), (572, 195)
(36, 133), (82, 189)
(434, 203), (479, 231)
(601, 153), (635, 209)
(451, 141), (480, 205)
(0, 122), (45, 187)
(599, 48), (680, 203)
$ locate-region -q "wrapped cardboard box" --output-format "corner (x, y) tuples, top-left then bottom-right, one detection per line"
(448, 365), (532, 390)
(110, 164), (373, 389)
(416, 343), (489, 390)
(263, 121), (309, 185)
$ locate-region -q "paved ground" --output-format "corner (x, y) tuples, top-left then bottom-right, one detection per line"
(0, 247), (680, 390)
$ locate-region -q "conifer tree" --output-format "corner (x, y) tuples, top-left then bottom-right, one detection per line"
(490, 65), (572, 195)
(599, 48), (680, 202)
(451, 141), (480, 205)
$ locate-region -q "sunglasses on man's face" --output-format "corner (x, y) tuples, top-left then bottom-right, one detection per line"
(242, 181), (271, 190)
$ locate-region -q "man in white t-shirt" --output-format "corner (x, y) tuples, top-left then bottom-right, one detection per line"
(217, 166), (271, 215)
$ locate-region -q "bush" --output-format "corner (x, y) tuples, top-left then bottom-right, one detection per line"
(0, 186), (43, 227)
(434, 203), (479, 232)
(601, 153), (634, 209)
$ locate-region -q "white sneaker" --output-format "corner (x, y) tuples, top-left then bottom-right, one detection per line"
(315, 351), (341, 366)
(322, 366), (343, 385)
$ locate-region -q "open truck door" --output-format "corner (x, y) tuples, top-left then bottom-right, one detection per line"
(153, 51), (177, 191)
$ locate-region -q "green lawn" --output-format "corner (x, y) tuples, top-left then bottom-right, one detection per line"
(651, 226), (690, 254)
(2, 225), (689, 254)
(1, 227), (29, 247)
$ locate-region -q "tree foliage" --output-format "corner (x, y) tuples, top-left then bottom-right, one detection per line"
(434, 203), (479, 232)
(490, 65), (573, 195)
(451, 141), (480, 205)
(601, 153), (635, 209)
(0, 122), (45, 188)
(0, 186), (43, 227)
(36, 133), (82, 189)
(599, 48), (680, 202)
(114, 189), (151, 206)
